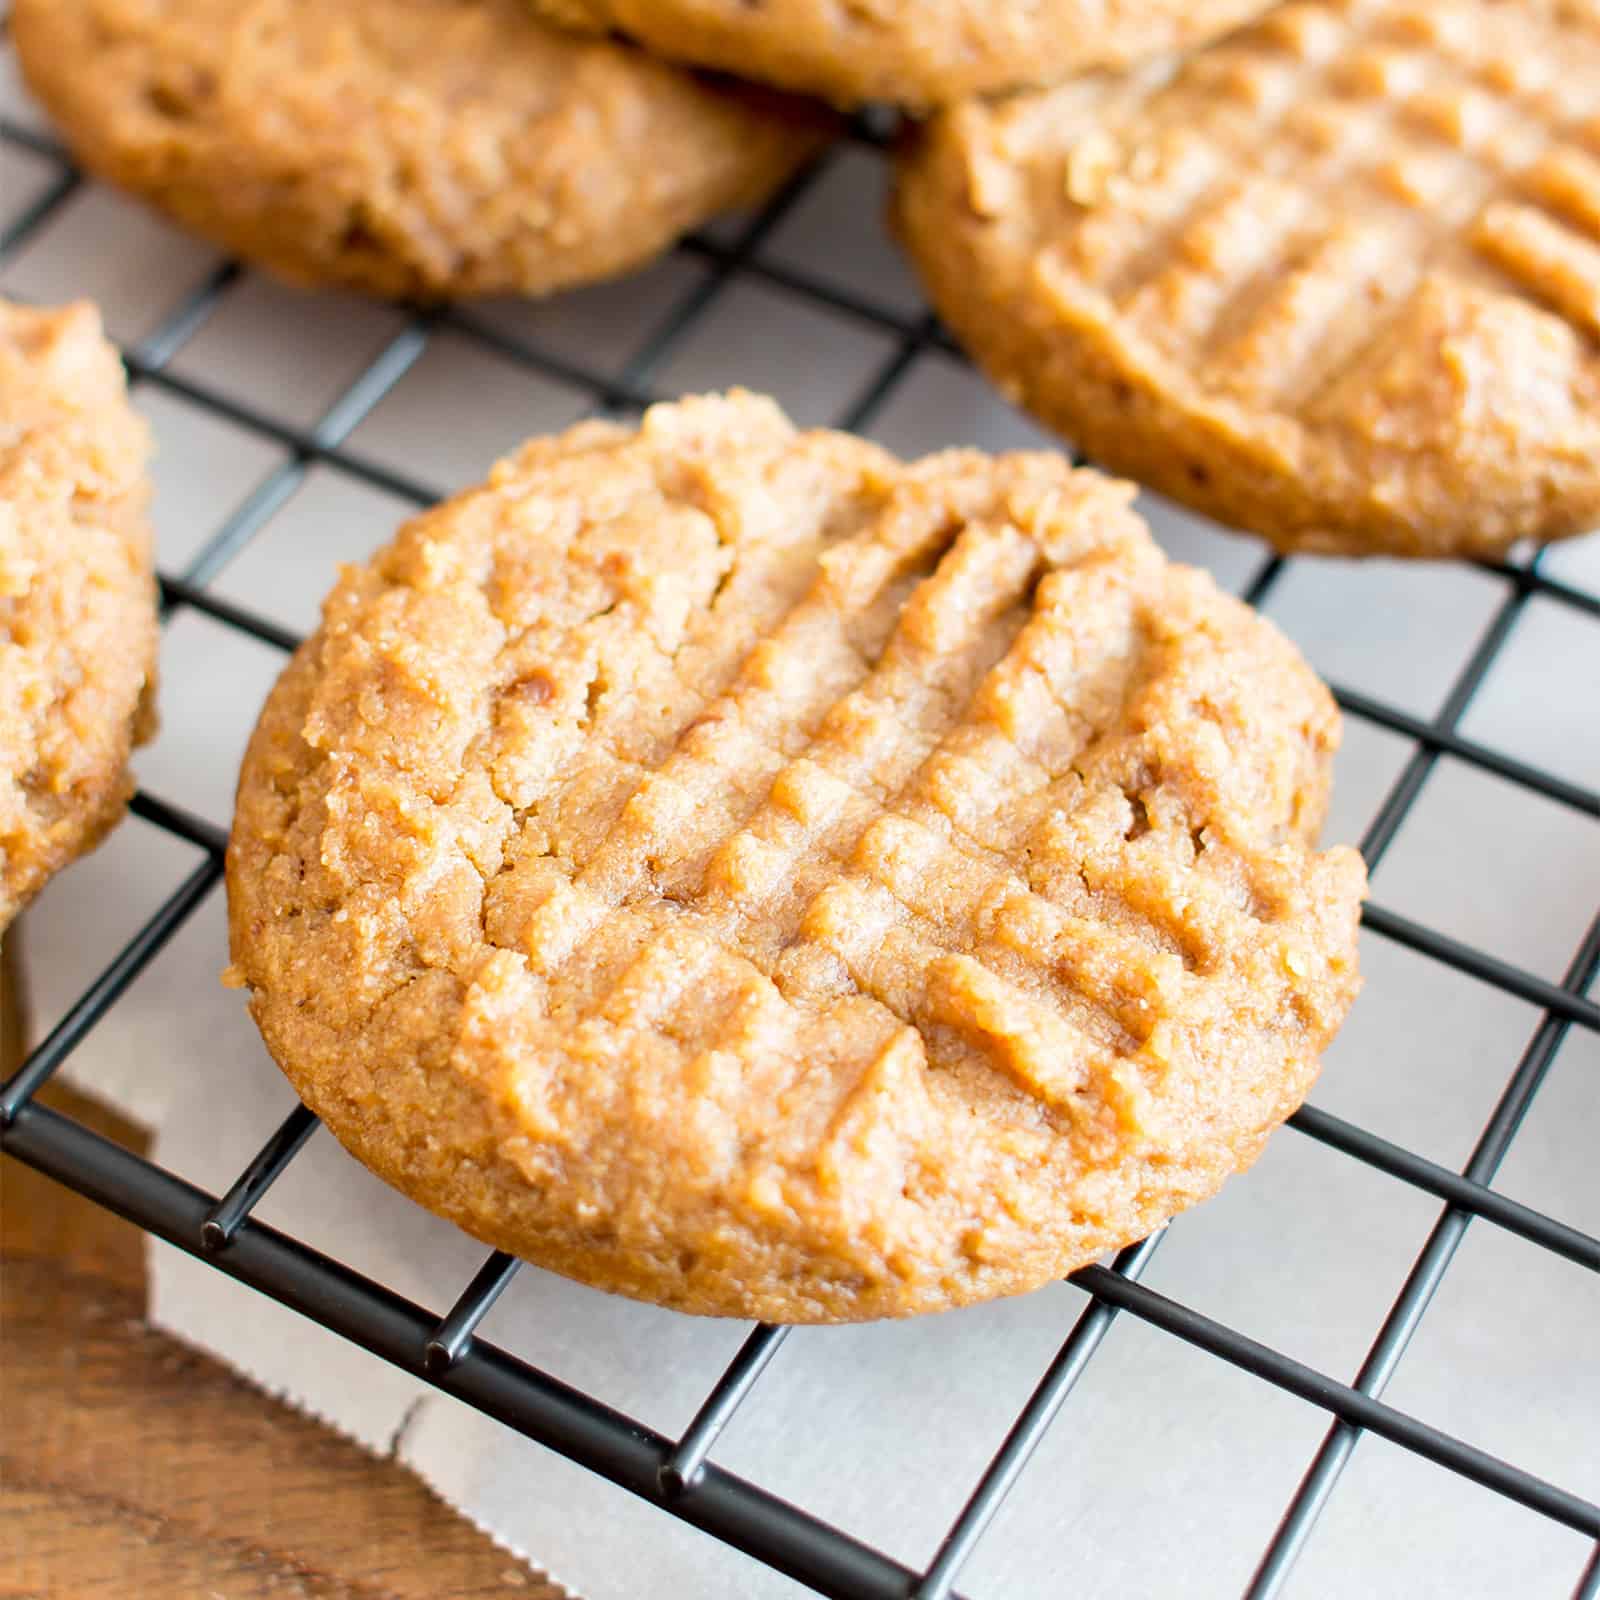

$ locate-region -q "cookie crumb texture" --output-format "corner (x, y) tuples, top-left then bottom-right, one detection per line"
(896, 0), (1600, 558)
(0, 300), (157, 933)
(229, 393), (1365, 1322)
(12, 0), (832, 301)
(528, 0), (1273, 108)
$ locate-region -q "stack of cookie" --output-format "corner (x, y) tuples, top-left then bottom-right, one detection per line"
(9, 0), (1277, 309)
(6, 0), (1588, 1326)
(17, 0), (1600, 563)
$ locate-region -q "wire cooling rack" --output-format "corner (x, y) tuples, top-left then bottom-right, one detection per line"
(3, 25), (1599, 1599)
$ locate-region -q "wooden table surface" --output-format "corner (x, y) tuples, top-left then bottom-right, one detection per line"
(1, 935), (569, 1599)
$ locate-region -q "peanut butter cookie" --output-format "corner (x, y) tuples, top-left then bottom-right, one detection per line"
(895, 0), (1600, 559)
(227, 392), (1364, 1322)
(1, 300), (158, 933)
(13, 0), (832, 302)
(528, 0), (1274, 109)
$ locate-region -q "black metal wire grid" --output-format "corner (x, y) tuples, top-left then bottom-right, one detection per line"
(3, 55), (1599, 1600)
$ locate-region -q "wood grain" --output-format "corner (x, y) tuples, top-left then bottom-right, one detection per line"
(1, 927), (570, 1600)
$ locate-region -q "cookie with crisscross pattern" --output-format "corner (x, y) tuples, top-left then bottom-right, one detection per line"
(896, 0), (1600, 559)
(227, 392), (1364, 1321)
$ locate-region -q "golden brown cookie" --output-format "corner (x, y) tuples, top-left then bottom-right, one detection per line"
(895, 0), (1600, 559)
(12, 0), (832, 303)
(529, 0), (1273, 109)
(1, 301), (158, 934)
(226, 392), (1364, 1322)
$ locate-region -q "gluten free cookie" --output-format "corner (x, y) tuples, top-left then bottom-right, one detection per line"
(895, 0), (1600, 559)
(529, 0), (1273, 109)
(227, 392), (1364, 1322)
(1, 300), (158, 933)
(13, 0), (832, 302)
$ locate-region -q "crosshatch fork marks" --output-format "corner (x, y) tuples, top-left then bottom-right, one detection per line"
(1053, 0), (1600, 404)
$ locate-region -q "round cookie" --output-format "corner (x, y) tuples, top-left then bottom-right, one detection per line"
(227, 391), (1365, 1323)
(1, 300), (158, 934)
(12, 0), (833, 303)
(528, 0), (1275, 109)
(895, 0), (1600, 559)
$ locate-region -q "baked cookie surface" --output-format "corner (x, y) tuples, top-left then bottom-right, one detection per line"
(13, 0), (831, 302)
(1, 300), (158, 934)
(227, 392), (1365, 1322)
(895, 0), (1600, 559)
(529, 0), (1272, 108)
